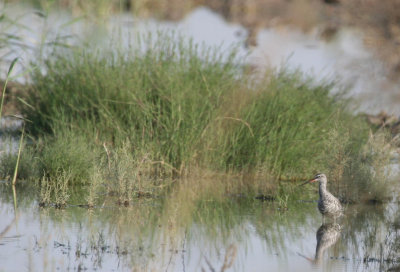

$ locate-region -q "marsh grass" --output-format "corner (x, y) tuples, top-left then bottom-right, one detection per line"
(39, 170), (71, 208)
(13, 33), (394, 204)
(105, 142), (144, 205)
(205, 72), (358, 177)
(0, 58), (30, 189)
(86, 166), (102, 208)
(322, 127), (350, 196)
(35, 130), (98, 184)
(343, 130), (394, 202)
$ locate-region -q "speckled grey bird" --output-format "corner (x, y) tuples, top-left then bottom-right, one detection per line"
(303, 173), (343, 218)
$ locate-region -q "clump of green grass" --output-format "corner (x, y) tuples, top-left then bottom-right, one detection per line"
(103, 140), (173, 205)
(86, 166), (103, 208)
(205, 71), (364, 179)
(15, 33), (393, 203)
(39, 170), (71, 208)
(34, 130), (99, 184)
(23, 34), (238, 174)
(104, 141), (143, 205)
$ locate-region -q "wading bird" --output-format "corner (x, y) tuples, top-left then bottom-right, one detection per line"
(301, 173), (343, 219)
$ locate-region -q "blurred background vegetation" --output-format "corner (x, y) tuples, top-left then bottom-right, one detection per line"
(3, 0), (400, 76)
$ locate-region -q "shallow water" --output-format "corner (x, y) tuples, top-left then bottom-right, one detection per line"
(0, 182), (399, 272)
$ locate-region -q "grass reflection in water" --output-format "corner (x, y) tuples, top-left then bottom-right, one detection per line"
(1, 181), (399, 271)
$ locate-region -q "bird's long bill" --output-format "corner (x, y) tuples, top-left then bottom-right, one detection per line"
(299, 178), (317, 186)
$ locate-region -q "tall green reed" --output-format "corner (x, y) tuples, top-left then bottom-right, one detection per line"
(1, 58), (22, 212)
(25, 35), (239, 171)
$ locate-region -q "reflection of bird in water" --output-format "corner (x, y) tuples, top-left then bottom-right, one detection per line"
(297, 223), (341, 264)
(301, 173), (343, 220)
(315, 223), (341, 261)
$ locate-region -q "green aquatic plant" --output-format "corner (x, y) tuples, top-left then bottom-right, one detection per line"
(86, 166), (102, 208)
(205, 71), (364, 178)
(39, 170), (71, 208)
(0, 58), (30, 190)
(11, 123), (24, 186)
(11, 33), (393, 203)
(35, 130), (98, 184)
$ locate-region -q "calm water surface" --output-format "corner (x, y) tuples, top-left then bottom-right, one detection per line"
(0, 182), (399, 272)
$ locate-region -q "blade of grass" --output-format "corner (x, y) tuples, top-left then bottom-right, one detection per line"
(12, 183), (17, 211)
(12, 123), (25, 186)
(0, 57), (18, 120)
